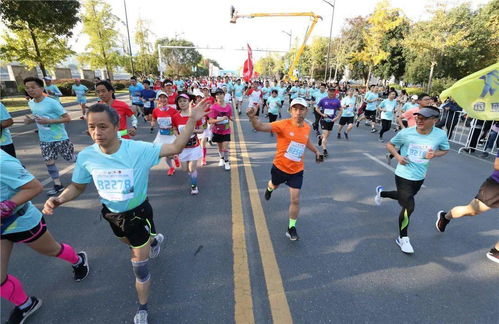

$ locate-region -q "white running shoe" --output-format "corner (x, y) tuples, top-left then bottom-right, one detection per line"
(396, 236), (414, 254)
(224, 161), (231, 171)
(149, 233), (164, 259)
(218, 158), (225, 167)
(134, 310), (148, 324)
(191, 186), (199, 195)
(374, 185), (384, 206)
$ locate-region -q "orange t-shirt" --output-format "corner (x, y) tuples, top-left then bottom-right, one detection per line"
(271, 119), (311, 174)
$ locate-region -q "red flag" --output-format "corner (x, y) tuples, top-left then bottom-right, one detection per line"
(242, 44), (253, 82)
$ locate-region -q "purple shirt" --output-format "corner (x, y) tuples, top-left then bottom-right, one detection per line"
(318, 97), (341, 121)
(492, 151), (499, 183)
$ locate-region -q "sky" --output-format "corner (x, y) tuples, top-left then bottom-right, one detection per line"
(68, 0), (490, 72)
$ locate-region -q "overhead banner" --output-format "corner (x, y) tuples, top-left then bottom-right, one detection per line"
(440, 62), (499, 120)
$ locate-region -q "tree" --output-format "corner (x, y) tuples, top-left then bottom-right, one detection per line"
(79, 0), (122, 80)
(339, 16), (370, 83)
(156, 38), (202, 76)
(132, 18), (158, 77)
(0, 0), (80, 76)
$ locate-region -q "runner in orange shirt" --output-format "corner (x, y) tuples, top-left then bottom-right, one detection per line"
(247, 98), (323, 241)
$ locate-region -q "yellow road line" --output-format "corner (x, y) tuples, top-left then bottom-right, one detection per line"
(234, 116), (293, 323)
(230, 131), (255, 324)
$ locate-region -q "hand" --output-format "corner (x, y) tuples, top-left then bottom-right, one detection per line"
(35, 116), (51, 125)
(47, 90), (55, 95)
(425, 149), (435, 160)
(246, 106), (257, 118)
(396, 155), (409, 165)
(24, 115), (35, 125)
(189, 98), (211, 122)
(43, 197), (63, 215)
(128, 127), (137, 136)
(315, 151), (324, 163)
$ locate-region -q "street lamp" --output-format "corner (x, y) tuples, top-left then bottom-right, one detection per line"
(322, 0), (335, 82)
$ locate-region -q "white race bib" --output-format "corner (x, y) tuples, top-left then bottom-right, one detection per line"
(157, 117), (172, 129)
(92, 169), (134, 201)
(324, 109), (335, 117)
(144, 101), (151, 108)
(284, 141), (305, 162)
(407, 143), (432, 164)
(216, 119), (229, 125)
(132, 96), (140, 103)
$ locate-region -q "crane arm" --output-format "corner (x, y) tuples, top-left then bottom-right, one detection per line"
(286, 16), (321, 81)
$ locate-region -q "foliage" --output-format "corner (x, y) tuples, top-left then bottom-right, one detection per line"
(155, 38), (202, 76)
(131, 18), (158, 77)
(340, 16), (370, 82)
(112, 80), (130, 90)
(429, 77), (457, 97)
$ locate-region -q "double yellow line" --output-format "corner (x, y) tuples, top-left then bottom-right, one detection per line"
(230, 115), (293, 324)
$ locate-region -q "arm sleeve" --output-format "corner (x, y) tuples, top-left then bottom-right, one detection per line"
(1, 104), (12, 121)
(54, 101), (68, 116)
(140, 141), (161, 167)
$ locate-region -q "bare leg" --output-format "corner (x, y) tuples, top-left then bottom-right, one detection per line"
(446, 198), (491, 219)
(288, 188), (300, 220)
(26, 230), (63, 257)
(0, 239), (14, 283)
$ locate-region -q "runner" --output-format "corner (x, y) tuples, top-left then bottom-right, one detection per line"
(374, 106), (449, 254)
(71, 79), (89, 120)
(266, 90), (282, 136)
(337, 88), (356, 140)
(316, 87), (342, 157)
(151, 91), (180, 176)
(247, 97), (323, 241)
(42, 100), (210, 324)
(43, 77), (62, 102)
(194, 92), (211, 166)
(172, 94), (204, 194)
(397, 95), (419, 130)
(1, 150), (89, 324)
(23, 77), (76, 196)
(162, 80), (178, 110)
(129, 77), (144, 117)
(435, 151), (499, 263)
(246, 81), (263, 118)
(262, 81), (271, 114)
(96, 81), (137, 140)
(364, 85), (380, 133)
(140, 80), (157, 131)
(233, 79), (245, 115)
(1, 102), (16, 158)
(277, 81), (287, 118)
(208, 88), (232, 171)
(377, 90), (398, 142)
(313, 83), (328, 135)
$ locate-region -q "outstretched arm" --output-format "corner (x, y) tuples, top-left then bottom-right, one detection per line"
(247, 106), (272, 132)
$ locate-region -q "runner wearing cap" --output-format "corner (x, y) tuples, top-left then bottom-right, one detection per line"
(316, 87), (342, 158)
(151, 91), (179, 176)
(1, 102), (16, 158)
(140, 80), (157, 130)
(436, 151), (499, 263)
(337, 88), (357, 140)
(162, 80), (178, 109)
(172, 93), (204, 194)
(247, 97), (323, 241)
(397, 95), (419, 129)
(43, 77), (62, 102)
(129, 77), (145, 117)
(96, 81), (138, 140)
(209, 88), (233, 171)
(42, 100), (210, 324)
(266, 90), (282, 136)
(313, 84), (328, 135)
(23, 77), (76, 197)
(377, 90), (398, 142)
(71, 79), (89, 120)
(233, 79), (245, 115)
(374, 106), (449, 253)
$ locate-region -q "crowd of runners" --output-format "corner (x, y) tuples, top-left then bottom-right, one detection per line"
(1, 74), (497, 324)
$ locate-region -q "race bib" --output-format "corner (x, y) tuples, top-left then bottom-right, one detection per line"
(216, 119), (229, 125)
(407, 143), (432, 164)
(324, 109), (335, 117)
(157, 117), (172, 129)
(132, 96), (140, 103)
(144, 101), (151, 108)
(284, 141), (305, 162)
(92, 169), (134, 201)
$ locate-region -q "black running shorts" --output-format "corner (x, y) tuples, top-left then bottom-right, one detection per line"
(365, 110), (376, 121)
(320, 120), (334, 131)
(1, 217), (47, 243)
(212, 133), (231, 143)
(476, 177), (499, 208)
(339, 116), (354, 125)
(271, 164), (304, 189)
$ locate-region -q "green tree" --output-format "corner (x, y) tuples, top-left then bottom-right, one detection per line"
(132, 18), (158, 78)
(339, 16), (370, 83)
(0, 0), (80, 76)
(156, 38), (202, 76)
(79, 0), (122, 80)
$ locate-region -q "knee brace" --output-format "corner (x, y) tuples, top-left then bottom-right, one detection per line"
(131, 260), (150, 283)
(46, 164), (60, 180)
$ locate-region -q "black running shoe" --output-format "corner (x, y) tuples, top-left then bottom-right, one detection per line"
(356, 121), (360, 127)
(337, 133), (341, 139)
(435, 211), (450, 233)
(486, 248), (499, 264)
(264, 188), (273, 201)
(150, 127), (154, 134)
(7, 296), (42, 324)
(317, 135), (322, 146)
(344, 132), (349, 140)
(73, 251), (89, 281)
(286, 226), (299, 241)
(47, 185), (64, 197)
(323, 149), (328, 158)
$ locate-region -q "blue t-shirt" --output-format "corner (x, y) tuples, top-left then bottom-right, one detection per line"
(401, 102), (418, 112)
(379, 99), (397, 120)
(0, 103), (13, 146)
(267, 96), (281, 115)
(262, 87), (271, 99)
(72, 84), (88, 99)
(72, 140), (162, 213)
(341, 96), (357, 117)
(140, 89), (157, 109)
(390, 127), (450, 181)
(277, 86), (286, 101)
(318, 97), (341, 122)
(129, 83), (144, 104)
(365, 91), (379, 111)
(290, 86), (299, 99)
(0, 150), (42, 235)
(234, 84), (245, 97)
(28, 97), (69, 142)
(175, 80), (185, 91)
(45, 84), (62, 102)
(298, 87), (307, 98)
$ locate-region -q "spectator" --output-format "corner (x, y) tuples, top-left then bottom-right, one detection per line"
(436, 97), (462, 139)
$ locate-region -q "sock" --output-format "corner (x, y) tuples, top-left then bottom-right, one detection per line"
(1, 275), (29, 306)
(139, 303), (148, 311)
(46, 164), (60, 180)
(56, 243), (80, 265)
(289, 219), (297, 229)
(444, 211), (451, 220)
(218, 151), (223, 159)
(18, 296), (33, 310)
(267, 187), (274, 192)
(223, 151), (229, 162)
(202, 147), (207, 158)
(165, 158), (173, 168)
(190, 170), (198, 187)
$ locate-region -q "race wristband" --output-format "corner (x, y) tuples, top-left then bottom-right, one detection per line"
(119, 129), (128, 136)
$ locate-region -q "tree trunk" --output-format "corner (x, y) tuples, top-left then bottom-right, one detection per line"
(427, 61), (436, 94)
(333, 62), (339, 82)
(28, 26), (46, 77)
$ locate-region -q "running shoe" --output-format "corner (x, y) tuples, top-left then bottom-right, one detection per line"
(374, 185), (384, 206)
(264, 188), (273, 201)
(7, 296), (42, 324)
(435, 211), (450, 233)
(364, 121), (370, 126)
(356, 121), (360, 127)
(174, 156), (181, 168)
(323, 149), (328, 158)
(167, 167), (175, 176)
(286, 227), (299, 241)
(191, 186), (199, 195)
(224, 161), (231, 171)
(317, 135), (322, 147)
(134, 310), (148, 324)
(149, 233), (164, 258)
(73, 251), (89, 281)
(385, 153), (392, 166)
(378, 138), (384, 142)
(396, 236), (414, 254)
(371, 128), (377, 133)
(218, 158), (225, 167)
(150, 127), (154, 134)
(337, 133), (341, 139)
(344, 132), (349, 140)
(47, 185), (64, 197)
(486, 248), (499, 264)
(79, 115), (85, 120)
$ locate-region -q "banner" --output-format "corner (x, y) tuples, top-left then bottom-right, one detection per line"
(440, 62), (499, 120)
(242, 44), (253, 82)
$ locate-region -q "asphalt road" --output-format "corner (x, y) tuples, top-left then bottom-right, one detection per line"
(1, 99), (497, 324)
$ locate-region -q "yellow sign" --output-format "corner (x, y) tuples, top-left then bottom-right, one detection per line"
(440, 62), (499, 120)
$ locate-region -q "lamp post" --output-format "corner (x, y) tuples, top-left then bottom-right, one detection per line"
(123, 0), (135, 76)
(322, 0), (335, 82)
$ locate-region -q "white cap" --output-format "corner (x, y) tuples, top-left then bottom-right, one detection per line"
(290, 97), (308, 108)
(156, 91), (167, 99)
(411, 95), (418, 100)
(192, 89), (204, 97)
(43, 76), (52, 80)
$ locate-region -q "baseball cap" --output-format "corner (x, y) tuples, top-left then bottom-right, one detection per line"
(414, 107), (440, 118)
(156, 91), (167, 99)
(290, 98), (308, 108)
(43, 76), (52, 81)
(411, 95), (418, 100)
(192, 89), (204, 97)
(214, 88), (224, 95)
